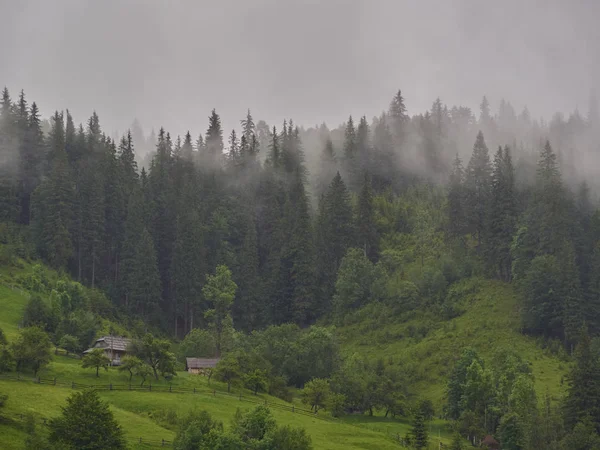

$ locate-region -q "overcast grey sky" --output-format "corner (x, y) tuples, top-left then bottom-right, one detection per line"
(1, 0), (598, 138)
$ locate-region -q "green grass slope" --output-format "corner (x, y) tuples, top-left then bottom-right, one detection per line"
(338, 277), (568, 408)
(0, 261), (418, 449)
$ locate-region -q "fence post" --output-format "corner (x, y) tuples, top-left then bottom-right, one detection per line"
(169, 384), (172, 393)
(213, 390), (215, 397)
(193, 387), (196, 394)
(110, 383), (112, 391)
(239, 393), (241, 401)
(37, 377), (40, 384)
(139, 437), (142, 443)
(129, 384), (131, 391)
(53, 377), (56, 386)
(292, 405), (294, 413)
(71, 381), (74, 389)
(149, 384), (152, 392)
(162, 439), (165, 447)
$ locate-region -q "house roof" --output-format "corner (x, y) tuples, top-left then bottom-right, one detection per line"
(481, 435), (500, 448)
(186, 357), (220, 369)
(84, 336), (131, 353)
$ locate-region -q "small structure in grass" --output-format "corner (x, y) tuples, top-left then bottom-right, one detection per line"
(480, 435), (500, 449)
(186, 357), (220, 375)
(83, 336), (131, 366)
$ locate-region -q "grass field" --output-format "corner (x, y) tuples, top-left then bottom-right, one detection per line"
(0, 259), (565, 449)
(337, 277), (568, 408)
(0, 266), (453, 449)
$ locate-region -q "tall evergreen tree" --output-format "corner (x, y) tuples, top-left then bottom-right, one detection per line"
(171, 209), (206, 336)
(356, 173), (378, 262)
(464, 131), (492, 246)
(205, 109), (224, 161)
(486, 146), (517, 280)
(120, 187), (144, 310)
(130, 227), (162, 320)
(564, 327), (600, 433)
(447, 154), (466, 240)
(233, 207), (261, 331)
(388, 89), (408, 146)
(118, 130), (138, 197)
(342, 117), (357, 189)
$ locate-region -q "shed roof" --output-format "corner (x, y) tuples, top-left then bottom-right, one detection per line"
(481, 435), (500, 448)
(84, 336), (131, 353)
(186, 357), (220, 369)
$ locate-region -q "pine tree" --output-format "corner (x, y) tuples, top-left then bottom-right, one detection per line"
(118, 130), (138, 197)
(372, 113), (395, 191)
(287, 171), (316, 325)
(410, 411), (429, 449)
(64, 110), (77, 165)
(120, 188), (144, 310)
(315, 172), (355, 314)
(355, 116), (370, 184)
(148, 128), (175, 305)
(357, 173), (378, 262)
(171, 209), (206, 337)
(33, 112), (75, 269)
(564, 327), (600, 432)
(18, 99), (44, 224)
(233, 207), (261, 331)
(0, 87), (18, 222)
(316, 138), (337, 198)
(464, 131), (492, 247)
(130, 228), (162, 320)
(342, 117), (357, 189)
(266, 126), (280, 168)
(486, 146), (516, 280)
(205, 109), (224, 161)
(388, 89), (408, 145)
(103, 137), (126, 286)
(447, 154), (466, 239)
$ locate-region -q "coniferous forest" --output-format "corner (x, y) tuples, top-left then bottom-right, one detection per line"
(2, 85), (600, 448)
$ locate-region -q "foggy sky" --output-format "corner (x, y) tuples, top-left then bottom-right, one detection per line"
(1, 0), (598, 138)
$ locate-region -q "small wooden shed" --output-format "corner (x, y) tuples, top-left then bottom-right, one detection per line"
(83, 336), (131, 366)
(186, 357), (220, 375)
(481, 435), (500, 449)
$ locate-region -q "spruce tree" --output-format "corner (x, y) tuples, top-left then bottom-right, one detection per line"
(171, 209), (206, 336)
(103, 137), (126, 285)
(148, 128), (175, 304)
(120, 188), (144, 310)
(315, 172), (355, 314)
(18, 99), (44, 224)
(447, 154), (466, 239)
(486, 146), (516, 280)
(118, 130), (138, 198)
(464, 131), (492, 247)
(130, 227), (162, 320)
(234, 207), (261, 331)
(316, 138), (337, 198)
(564, 327), (600, 432)
(266, 126), (280, 168)
(388, 89), (408, 146)
(287, 171), (316, 325)
(410, 411), (429, 449)
(342, 117), (357, 189)
(205, 109), (224, 160)
(357, 173), (378, 262)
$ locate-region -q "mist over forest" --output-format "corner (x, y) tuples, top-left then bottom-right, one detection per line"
(3, 2), (600, 449)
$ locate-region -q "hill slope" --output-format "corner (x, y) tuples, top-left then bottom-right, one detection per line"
(337, 277), (568, 408)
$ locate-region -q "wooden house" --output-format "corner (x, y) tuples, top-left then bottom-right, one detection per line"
(84, 336), (131, 366)
(480, 435), (500, 449)
(186, 357), (220, 375)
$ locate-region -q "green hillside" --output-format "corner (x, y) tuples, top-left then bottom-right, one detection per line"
(0, 258), (569, 449)
(0, 260), (447, 449)
(337, 277), (568, 408)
